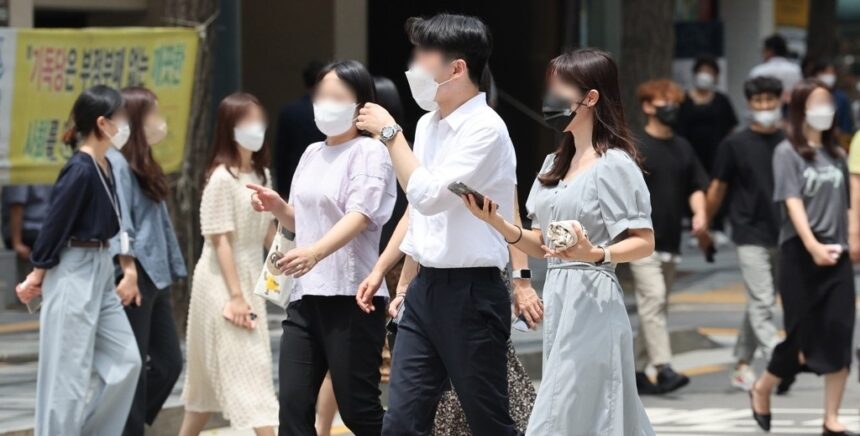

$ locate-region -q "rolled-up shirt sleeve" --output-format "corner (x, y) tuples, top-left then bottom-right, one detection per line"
(406, 126), (500, 216)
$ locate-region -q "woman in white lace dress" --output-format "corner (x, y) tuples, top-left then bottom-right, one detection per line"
(179, 92), (278, 435)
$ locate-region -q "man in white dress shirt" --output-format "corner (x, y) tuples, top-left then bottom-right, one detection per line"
(749, 34), (802, 102)
(357, 13), (521, 436)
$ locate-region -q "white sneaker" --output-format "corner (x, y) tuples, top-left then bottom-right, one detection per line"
(730, 366), (755, 391)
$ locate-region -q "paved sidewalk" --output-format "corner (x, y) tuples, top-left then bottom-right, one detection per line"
(2, 236), (860, 435)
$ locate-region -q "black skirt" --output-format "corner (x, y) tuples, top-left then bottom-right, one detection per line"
(767, 237), (856, 377)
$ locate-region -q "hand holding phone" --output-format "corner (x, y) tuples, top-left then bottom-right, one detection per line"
(447, 181), (487, 206)
(512, 314), (530, 332)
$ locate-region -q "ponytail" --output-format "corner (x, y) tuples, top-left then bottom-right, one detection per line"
(63, 85), (123, 149)
(480, 64), (497, 108)
(62, 123), (79, 148)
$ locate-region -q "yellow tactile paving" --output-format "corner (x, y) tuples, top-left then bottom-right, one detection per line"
(0, 319), (38, 334)
(668, 283), (749, 304)
(697, 326), (785, 338)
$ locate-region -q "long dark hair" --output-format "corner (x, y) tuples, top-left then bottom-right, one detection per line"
(786, 78), (839, 161)
(120, 87), (169, 202)
(205, 92), (270, 184)
(373, 75), (404, 123)
(62, 85), (123, 148)
(538, 49), (639, 186)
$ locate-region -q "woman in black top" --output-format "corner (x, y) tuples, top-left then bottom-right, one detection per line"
(749, 79), (855, 435)
(16, 85), (142, 436)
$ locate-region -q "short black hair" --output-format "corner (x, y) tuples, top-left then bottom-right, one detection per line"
(63, 85), (123, 148)
(744, 76), (783, 100)
(764, 34), (788, 57)
(405, 13), (492, 86)
(693, 54), (719, 75)
(302, 60), (325, 89)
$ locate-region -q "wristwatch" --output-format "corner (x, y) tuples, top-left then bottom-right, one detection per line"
(380, 123), (402, 144)
(596, 245), (611, 265)
(512, 269), (532, 280)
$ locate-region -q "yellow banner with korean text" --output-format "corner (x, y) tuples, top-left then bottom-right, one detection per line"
(3, 28), (198, 184)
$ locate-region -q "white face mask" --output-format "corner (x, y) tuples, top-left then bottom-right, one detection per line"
(110, 121), (130, 150)
(144, 121), (168, 145)
(751, 107), (781, 128)
(234, 122), (266, 152)
(694, 72), (716, 91)
(818, 73), (837, 88)
(313, 100), (358, 137)
(805, 104), (835, 131)
(405, 64), (453, 112)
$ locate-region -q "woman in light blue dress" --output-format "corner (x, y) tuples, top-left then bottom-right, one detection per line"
(462, 48), (655, 435)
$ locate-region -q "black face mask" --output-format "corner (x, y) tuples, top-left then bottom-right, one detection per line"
(542, 93), (585, 132)
(655, 104), (680, 126)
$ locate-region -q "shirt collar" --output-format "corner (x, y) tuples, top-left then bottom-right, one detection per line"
(437, 92), (487, 131)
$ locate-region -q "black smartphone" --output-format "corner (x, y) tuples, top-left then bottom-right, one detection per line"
(447, 181), (486, 206)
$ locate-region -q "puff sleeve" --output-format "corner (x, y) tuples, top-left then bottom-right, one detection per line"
(596, 149), (653, 241)
(200, 166), (237, 236)
(344, 140), (397, 231)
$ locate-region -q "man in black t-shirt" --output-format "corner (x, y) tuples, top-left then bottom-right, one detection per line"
(706, 76), (786, 393)
(632, 79), (710, 395)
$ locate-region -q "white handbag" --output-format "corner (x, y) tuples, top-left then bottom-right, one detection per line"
(253, 225), (296, 308)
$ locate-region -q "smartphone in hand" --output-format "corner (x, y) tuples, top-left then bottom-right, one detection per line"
(512, 314), (530, 332)
(386, 302), (405, 334)
(447, 181), (487, 206)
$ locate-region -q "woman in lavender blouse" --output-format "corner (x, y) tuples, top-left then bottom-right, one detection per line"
(247, 60), (396, 435)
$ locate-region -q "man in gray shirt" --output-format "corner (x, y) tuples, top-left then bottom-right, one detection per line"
(2, 185), (52, 260)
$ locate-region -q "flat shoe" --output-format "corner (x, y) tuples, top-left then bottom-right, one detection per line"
(822, 425), (857, 435)
(749, 390), (771, 432)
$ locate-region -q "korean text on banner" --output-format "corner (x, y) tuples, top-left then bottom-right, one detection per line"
(3, 27), (198, 184)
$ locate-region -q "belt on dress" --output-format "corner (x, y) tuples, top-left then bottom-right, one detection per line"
(546, 261), (620, 287)
(546, 260), (614, 271)
(68, 239), (109, 249)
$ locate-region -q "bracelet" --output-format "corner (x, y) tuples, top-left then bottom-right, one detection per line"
(505, 224), (523, 245)
(396, 292), (407, 299)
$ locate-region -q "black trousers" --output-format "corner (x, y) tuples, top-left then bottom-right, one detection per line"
(279, 295), (386, 436)
(383, 266), (519, 436)
(768, 237), (855, 378)
(121, 264), (183, 436)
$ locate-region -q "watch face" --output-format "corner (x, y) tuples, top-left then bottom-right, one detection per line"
(381, 126), (394, 138)
(514, 270), (531, 279)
